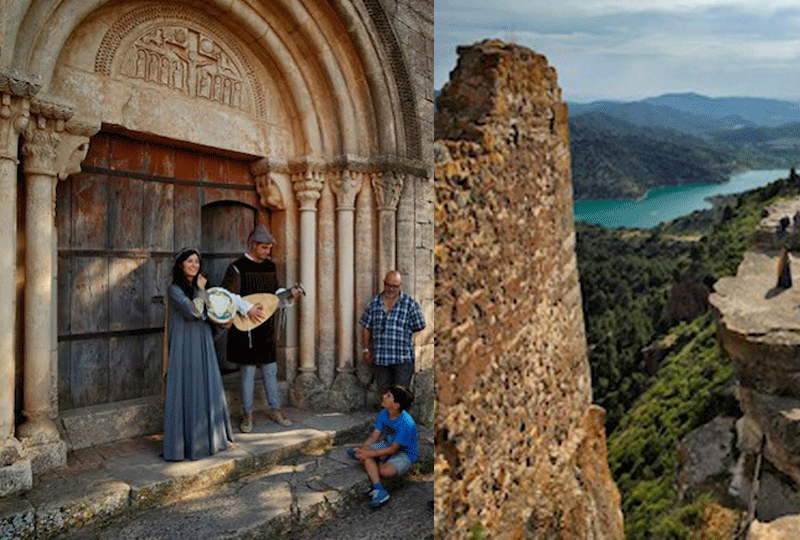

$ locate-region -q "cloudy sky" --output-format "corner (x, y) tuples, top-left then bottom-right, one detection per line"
(435, 1), (800, 102)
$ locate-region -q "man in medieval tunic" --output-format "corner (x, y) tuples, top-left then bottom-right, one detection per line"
(222, 224), (300, 432)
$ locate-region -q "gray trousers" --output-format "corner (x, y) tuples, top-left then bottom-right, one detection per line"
(374, 362), (414, 394)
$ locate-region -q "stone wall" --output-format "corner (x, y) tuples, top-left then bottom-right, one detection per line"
(434, 40), (623, 539)
(381, 0), (434, 425)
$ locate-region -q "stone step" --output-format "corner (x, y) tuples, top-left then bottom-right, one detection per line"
(63, 439), (433, 540)
(0, 409), (385, 539)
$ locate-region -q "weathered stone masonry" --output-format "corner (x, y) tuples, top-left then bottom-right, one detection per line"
(435, 40), (623, 539)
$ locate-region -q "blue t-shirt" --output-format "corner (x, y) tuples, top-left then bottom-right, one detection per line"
(375, 409), (418, 463)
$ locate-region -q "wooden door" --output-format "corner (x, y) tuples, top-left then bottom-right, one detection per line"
(56, 130), (258, 410)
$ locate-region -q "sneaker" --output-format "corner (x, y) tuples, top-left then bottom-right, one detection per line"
(239, 414), (253, 433)
(347, 447), (357, 459)
(269, 410), (292, 427)
(369, 487), (390, 508)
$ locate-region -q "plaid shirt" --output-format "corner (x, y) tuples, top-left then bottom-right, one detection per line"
(359, 291), (425, 366)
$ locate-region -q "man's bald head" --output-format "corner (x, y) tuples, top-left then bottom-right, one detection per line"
(383, 270), (402, 299)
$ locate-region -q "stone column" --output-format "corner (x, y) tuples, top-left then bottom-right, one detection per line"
(371, 170), (404, 282)
(354, 173), (375, 388)
(18, 95), (72, 472)
(317, 181), (335, 388)
(0, 69), (39, 496)
(395, 171), (415, 297)
(289, 163), (324, 408)
(330, 169), (364, 409)
(253, 161), (299, 385)
(18, 95), (95, 474)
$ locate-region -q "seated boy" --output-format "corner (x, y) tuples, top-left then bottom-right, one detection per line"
(348, 385), (418, 508)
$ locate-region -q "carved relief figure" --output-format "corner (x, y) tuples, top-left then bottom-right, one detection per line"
(120, 25), (247, 111)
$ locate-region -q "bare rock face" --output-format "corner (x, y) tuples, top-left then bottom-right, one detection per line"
(710, 196), (800, 519)
(434, 40), (624, 540)
(749, 515), (800, 539)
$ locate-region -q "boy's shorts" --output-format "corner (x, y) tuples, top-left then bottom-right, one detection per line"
(370, 441), (413, 476)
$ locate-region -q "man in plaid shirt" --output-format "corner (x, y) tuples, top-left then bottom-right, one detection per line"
(359, 270), (426, 393)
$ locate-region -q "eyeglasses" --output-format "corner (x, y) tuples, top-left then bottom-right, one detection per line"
(383, 281), (401, 288)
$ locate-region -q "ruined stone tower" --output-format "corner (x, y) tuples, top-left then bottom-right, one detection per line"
(434, 40), (624, 539)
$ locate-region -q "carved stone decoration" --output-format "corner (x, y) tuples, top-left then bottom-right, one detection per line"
(21, 129), (60, 177)
(21, 95), (87, 179)
(255, 173), (285, 210)
(0, 94), (30, 160)
(96, 4), (265, 118)
(292, 169), (325, 211)
(120, 26), (246, 110)
(371, 170), (404, 211)
(29, 95), (74, 124)
(0, 69), (42, 99)
(54, 118), (100, 180)
(331, 169), (363, 210)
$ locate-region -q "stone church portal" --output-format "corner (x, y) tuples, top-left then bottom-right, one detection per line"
(0, 0), (432, 496)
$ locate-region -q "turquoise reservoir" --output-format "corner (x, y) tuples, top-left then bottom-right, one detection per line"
(573, 169), (789, 229)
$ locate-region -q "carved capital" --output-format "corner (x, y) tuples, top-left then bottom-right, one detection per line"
(22, 112), (98, 179)
(292, 168), (324, 211)
(22, 127), (61, 176)
(371, 171), (404, 211)
(331, 169), (363, 210)
(0, 94), (31, 160)
(0, 69), (42, 99)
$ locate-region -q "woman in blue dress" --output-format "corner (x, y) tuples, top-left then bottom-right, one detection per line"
(162, 248), (235, 461)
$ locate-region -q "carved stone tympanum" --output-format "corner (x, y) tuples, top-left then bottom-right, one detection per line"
(120, 26), (246, 110)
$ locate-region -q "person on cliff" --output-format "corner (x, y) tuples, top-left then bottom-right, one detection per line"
(347, 384), (418, 508)
(776, 216), (792, 289)
(221, 225), (302, 432)
(359, 270), (426, 395)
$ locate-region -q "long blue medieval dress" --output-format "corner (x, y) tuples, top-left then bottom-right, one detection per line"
(163, 284), (234, 461)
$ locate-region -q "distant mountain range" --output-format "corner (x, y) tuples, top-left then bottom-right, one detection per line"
(434, 90), (800, 199)
(567, 93), (800, 199)
(569, 93), (800, 136)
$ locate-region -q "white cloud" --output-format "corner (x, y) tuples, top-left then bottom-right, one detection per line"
(435, 1), (800, 100)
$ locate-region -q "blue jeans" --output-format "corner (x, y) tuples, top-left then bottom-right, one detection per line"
(241, 363), (280, 414)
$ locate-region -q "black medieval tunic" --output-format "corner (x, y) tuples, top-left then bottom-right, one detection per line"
(222, 256), (280, 365)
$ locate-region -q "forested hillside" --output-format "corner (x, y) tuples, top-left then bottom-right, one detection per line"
(567, 93), (800, 200)
(576, 173), (798, 538)
(570, 113), (733, 200)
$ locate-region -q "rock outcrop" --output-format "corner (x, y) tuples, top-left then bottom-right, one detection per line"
(710, 195), (800, 522)
(434, 40), (624, 540)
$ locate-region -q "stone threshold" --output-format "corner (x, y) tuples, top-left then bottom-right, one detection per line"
(0, 409), (380, 539)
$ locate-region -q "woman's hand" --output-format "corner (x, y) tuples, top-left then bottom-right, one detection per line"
(197, 274), (207, 290)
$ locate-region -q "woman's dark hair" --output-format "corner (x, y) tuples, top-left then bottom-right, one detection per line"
(172, 248), (200, 298)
